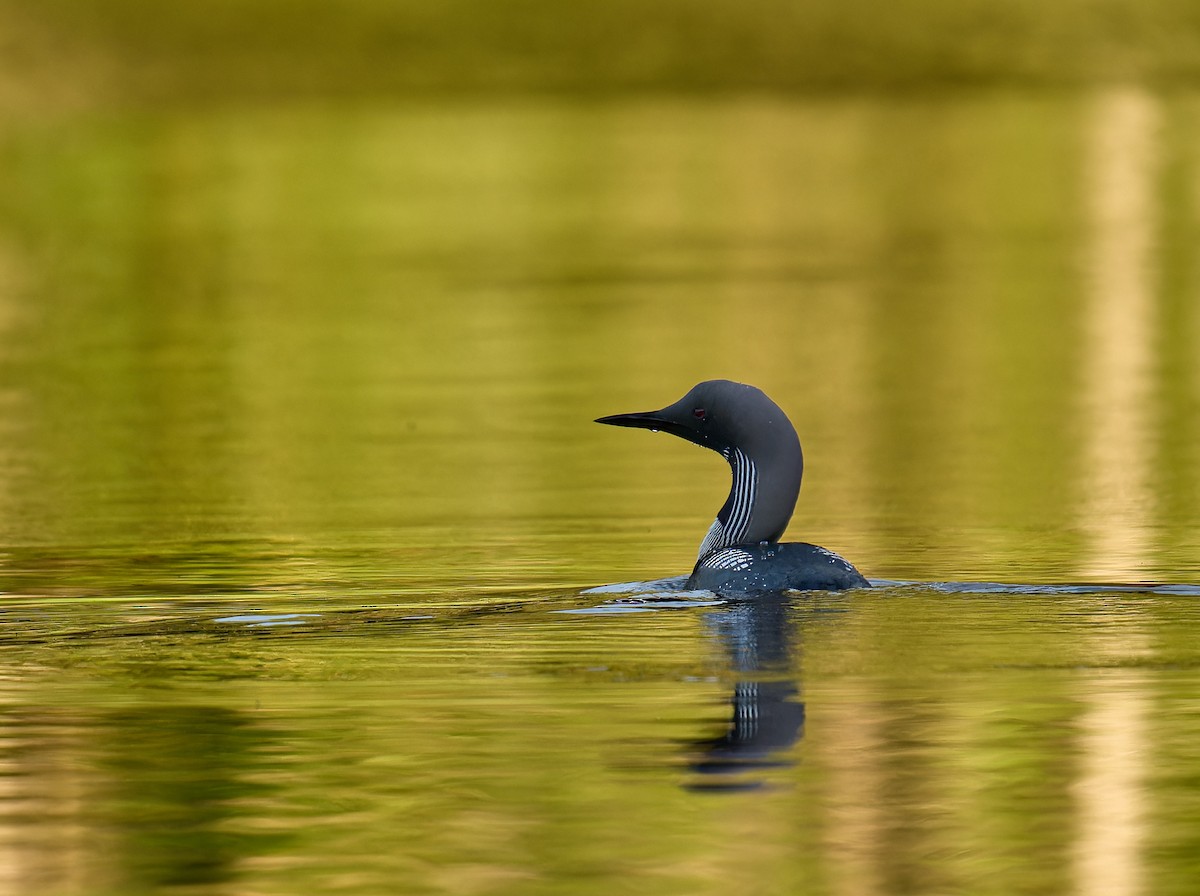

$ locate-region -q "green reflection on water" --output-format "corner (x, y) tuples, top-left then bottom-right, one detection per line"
(98, 705), (286, 890)
(1, 96), (1198, 592)
(5, 0), (1200, 108)
(1, 91), (1199, 896)
(1, 590), (1199, 895)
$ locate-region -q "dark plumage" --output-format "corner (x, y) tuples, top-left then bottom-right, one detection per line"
(597, 380), (869, 593)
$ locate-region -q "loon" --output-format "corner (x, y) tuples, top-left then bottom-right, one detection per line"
(596, 380), (869, 593)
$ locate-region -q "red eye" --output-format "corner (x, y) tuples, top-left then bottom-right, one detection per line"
(693, 408), (707, 420)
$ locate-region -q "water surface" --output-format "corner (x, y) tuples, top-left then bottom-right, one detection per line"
(4, 585), (1200, 895)
(1, 93), (1199, 894)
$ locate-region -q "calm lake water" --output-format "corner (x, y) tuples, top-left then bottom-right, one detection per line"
(1, 91), (1199, 895)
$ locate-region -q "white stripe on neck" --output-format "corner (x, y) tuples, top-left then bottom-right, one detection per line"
(728, 448), (757, 544)
(696, 449), (758, 558)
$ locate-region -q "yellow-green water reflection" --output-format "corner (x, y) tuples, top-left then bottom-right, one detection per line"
(2, 589), (1200, 896)
(1, 93), (1200, 896)
(1, 94), (1197, 588)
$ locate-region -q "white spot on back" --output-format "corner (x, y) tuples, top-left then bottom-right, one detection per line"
(812, 545), (853, 570)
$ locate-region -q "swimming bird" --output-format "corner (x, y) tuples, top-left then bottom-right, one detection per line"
(596, 380), (869, 593)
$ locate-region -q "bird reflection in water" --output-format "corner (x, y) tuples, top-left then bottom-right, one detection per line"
(687, 594), (805, 791)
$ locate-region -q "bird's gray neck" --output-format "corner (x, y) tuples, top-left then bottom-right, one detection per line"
(697, 439), (803, 561)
